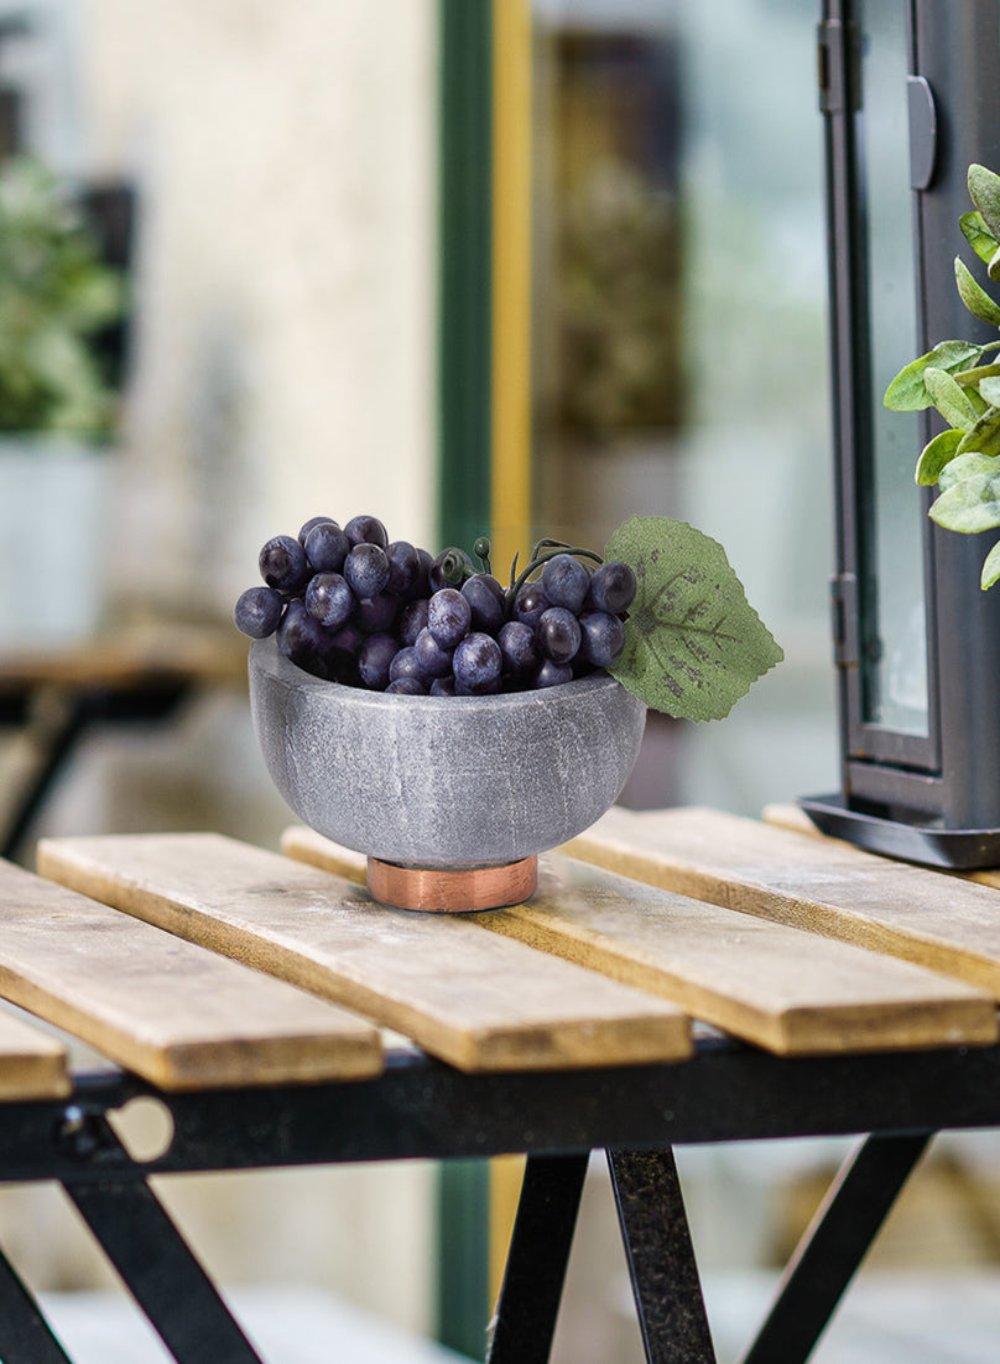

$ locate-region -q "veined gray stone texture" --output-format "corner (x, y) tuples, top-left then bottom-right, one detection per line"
(249, 637), (646, 869)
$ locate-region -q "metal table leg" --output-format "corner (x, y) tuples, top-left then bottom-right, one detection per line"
(740, 1131), (931, 1364)
(608, 1147), (716, 1364)
(486, 1152), (588, 1364)
(62, 1116), (262, 1364)
(0, 688), (87, 862)
(0, 1241), (71, 1363)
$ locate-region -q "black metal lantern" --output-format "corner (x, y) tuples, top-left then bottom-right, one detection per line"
(802, 0), (1000, 867)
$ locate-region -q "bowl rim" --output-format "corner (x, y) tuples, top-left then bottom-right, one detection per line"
(249, 636), (636, 712)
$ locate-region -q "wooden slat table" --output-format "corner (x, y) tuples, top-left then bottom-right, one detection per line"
(0, 811), (998, 1362)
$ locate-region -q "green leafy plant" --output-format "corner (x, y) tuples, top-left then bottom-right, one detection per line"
(885, 163), (1000, 588)
(0, 158), (123, 438)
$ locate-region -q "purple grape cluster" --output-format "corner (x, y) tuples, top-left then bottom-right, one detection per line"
(234, 515), (636, 697)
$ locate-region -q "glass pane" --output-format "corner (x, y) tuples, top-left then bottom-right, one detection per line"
(530, 0), (837, 813)
(856, 0), (928, 735)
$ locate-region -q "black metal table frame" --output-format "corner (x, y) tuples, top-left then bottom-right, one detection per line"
(0, 1033), (996, 1364)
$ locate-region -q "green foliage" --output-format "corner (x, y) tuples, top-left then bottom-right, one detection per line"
(969, 164), (1000, 240)
(960, 210), (998, 265)
(883, 340), (982, 411)
(982, 539), (1000, 590)
(938, 451), (1000, 492)
(924, 366), (978, 428)
(0, 158), (123, 437)
(930, 469), (1000, 534)
(604, 516), (783, 721)
(957, 405), (1000, 455)
(915, 428), (963, 486)
(955, 257), (1000, 327)
(882, 163), (1000, 589)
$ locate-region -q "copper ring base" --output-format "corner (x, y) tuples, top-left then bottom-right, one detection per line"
(367, 855), (538, 913)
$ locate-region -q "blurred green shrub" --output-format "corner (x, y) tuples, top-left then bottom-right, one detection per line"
(0, 158), (123, 437)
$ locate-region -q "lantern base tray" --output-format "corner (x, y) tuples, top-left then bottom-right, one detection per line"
(800, 793), (1000, 871)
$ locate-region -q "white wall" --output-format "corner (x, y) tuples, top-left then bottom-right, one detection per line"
(81, 0), (437, 611)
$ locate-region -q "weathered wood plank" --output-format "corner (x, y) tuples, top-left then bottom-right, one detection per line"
(565, 805), (1000, 1002)
(0, 1008), (69, 1100)
(0, 858), (381, 1090)
(38, 834), (691, 1072)
(281, 826), (996, 1055)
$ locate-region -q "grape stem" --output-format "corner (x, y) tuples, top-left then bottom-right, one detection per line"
(473, 536), (492, 575)
(508, 547), (604, 605)
(529, 536), (574, 561)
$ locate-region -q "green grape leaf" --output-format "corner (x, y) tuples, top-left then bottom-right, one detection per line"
(960, 210), (999, 265)
(924, 367), (977, 428)
(969, 164), (1000, 240)
(980, 376), (1000, 406)
(883, 340), (982, 410)
(981, 540), (1000, 590)
(605, 517), (783, 722)
(990, 246), (1000, 284)
(938, 451), (1000, 492)
(955, 256), (1000, 327)
(957, 404), (1000, 455)
(929, 470), (1000, 534)
(915, 428), (963, 485)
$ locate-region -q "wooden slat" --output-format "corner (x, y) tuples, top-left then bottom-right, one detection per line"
(0, 859), (381, 1090)
(37, 834), (691, 1072)
(0, 1009), (70, 1100)
(281, 827), (997, 1056)
(565, 805), (1000, 1002)
(763, 803), (1000, 904)
(762, 802), (834, 839)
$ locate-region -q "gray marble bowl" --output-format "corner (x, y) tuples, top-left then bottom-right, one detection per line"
(249, 636), (646, 869)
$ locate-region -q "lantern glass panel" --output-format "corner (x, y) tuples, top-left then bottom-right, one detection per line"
(856, 0), (928, 736)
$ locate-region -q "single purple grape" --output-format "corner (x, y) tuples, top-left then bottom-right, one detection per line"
(345, 515), (389, 549)
(498, 620), (538, 677)
(536, 607), (581, 666)
(305, 573), (355, 630)
(579, 610), (626, 668)
(389, 646), (425, 685)
(344, 543), (391, 599)
(541, 554), (590, 614)
(328, 621), (364, 657)
(407, 547), (433, 600)
(428, 588), (472, 649)
(429, 676), (456, 697)
(386, 540), (420, 595)
(386, 676), (426, 695)
(355, 591), (399, 634)
(298, 515), (335, 545)
(414, 626), (453, 678)
(454, 632), (502, 694)
(277, 599), (333, 678)
(513, 582), (549, 630)
(234, 586), (283, 638)
(259, 535), (308, 593)
(398, 598), (429, 647)
(358, 633), (397, 690)
(304, 521), (350, 573)
(462, 573), (505, 634)
(327, 624), (363, 685)
(586, 561), (636, 614)
(535, 659), (573, 689)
